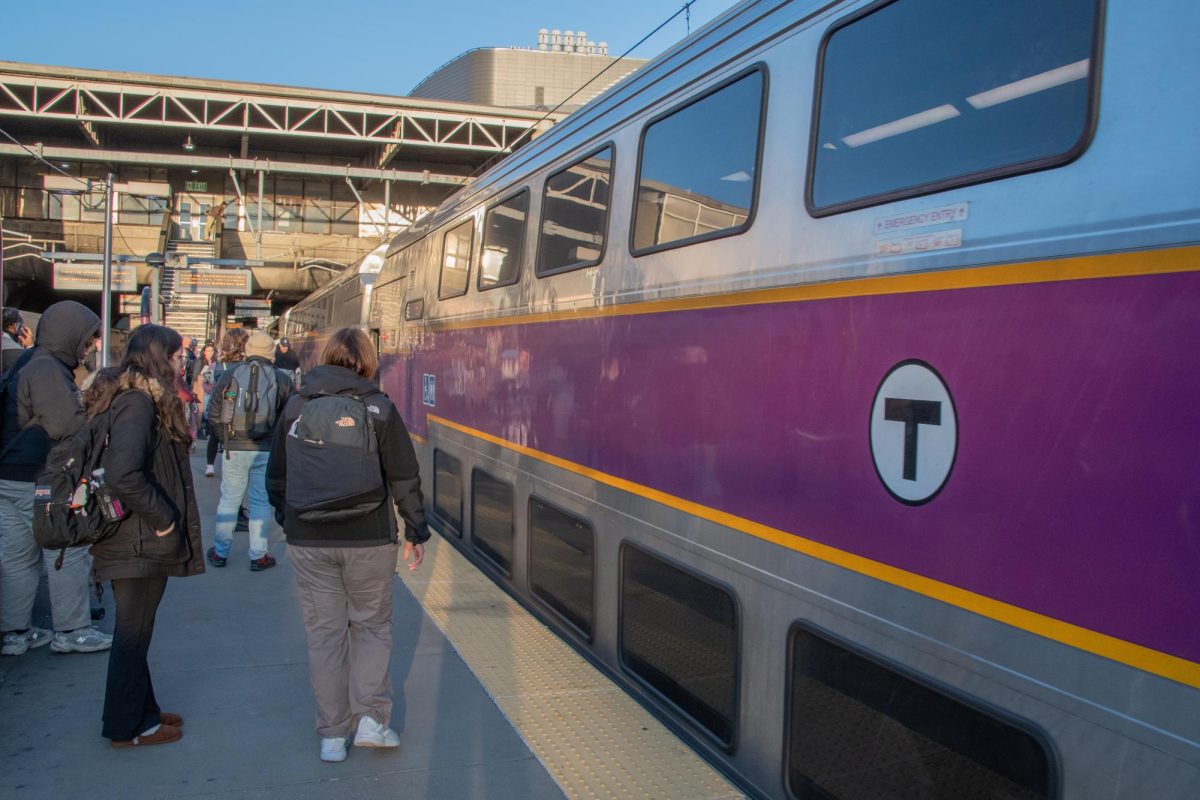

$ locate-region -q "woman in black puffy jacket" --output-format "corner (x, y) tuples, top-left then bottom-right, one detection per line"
(86, 324), (205, 748)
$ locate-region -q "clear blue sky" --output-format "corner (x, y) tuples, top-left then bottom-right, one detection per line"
(0, 0), (730, 96)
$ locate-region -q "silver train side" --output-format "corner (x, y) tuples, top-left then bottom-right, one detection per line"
(284, 1), (1200, 797)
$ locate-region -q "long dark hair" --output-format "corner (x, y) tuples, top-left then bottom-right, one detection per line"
(86, 324), (191, 443)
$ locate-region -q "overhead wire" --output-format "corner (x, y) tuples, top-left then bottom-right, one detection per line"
(471, 1), (699, 179)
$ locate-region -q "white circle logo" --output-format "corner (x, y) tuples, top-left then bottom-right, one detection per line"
(870, 361), (957, 505)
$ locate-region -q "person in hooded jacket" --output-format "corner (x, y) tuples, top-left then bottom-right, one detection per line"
(267, 327), (428, 763)
(0, 300), (113, 656)
(85, 324), (205, 747)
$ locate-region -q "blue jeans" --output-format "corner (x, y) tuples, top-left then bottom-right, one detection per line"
(213, 450), (271, 560)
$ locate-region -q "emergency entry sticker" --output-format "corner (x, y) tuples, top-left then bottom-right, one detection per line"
(874, 202), (968, 236)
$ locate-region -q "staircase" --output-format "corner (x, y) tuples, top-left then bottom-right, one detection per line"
(161, 239), (215, 343)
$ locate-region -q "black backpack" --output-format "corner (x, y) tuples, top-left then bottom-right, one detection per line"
(33, 408), (128, 564)
(285, 393), (386, 522)
(219, 360), (280, 441)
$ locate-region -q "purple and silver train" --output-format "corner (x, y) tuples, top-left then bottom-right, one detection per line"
(286, 0), (1200, 796)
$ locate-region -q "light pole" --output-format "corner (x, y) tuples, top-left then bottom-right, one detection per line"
(100, 173), (115, 367)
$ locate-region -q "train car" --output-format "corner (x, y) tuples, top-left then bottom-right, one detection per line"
(279, 242), (388, 371)
(357, 1), (1200, 797)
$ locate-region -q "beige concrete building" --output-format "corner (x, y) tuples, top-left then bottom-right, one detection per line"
(411, 29), (648, 112)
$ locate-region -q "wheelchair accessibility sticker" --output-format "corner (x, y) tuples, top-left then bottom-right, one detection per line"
(422, 374), (436, 407)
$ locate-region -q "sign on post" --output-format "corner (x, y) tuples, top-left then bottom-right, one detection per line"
(53, 262), (137, 292)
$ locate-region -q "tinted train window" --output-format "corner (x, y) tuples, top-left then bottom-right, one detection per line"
(471, 470), (513, 574)
(810, 0), (1099, 214)
(620, 544), (738, 748)
(479, 191), (528, 290)
(633, 69), (764, 253)
(433, 449), (462, 536)
(438, 219), (474, 299)
(787, 627), (1053, 799)
(536, 146), (613, 275)
(529, 498), (594, 638)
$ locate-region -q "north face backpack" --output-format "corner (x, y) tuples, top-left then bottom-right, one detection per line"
(220, 361), (280, 441)
(33, 408), (128, 564)
(285, 393), (386, 522)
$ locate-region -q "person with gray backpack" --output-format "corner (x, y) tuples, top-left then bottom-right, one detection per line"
(206, 330), (293, 571)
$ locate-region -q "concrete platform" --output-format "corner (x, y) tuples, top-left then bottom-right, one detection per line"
(0, 448), (565, 800)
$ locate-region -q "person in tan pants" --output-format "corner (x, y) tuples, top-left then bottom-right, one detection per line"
(267, 328), (428, 763)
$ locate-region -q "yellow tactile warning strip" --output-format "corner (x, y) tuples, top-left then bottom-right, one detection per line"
(397, 536), (746, 800)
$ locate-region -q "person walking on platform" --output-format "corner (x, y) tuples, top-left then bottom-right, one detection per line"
(204, 332), (245, 477)
(2, 306), (30, 375)
(207, 330), (293, 571)
(273, 336), (300, 375)
(0, 300), (113, 656)
(85, 325), (205, 747)
(267, 327), (428, 763)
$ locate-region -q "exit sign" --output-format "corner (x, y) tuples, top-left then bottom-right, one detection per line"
(185, 180), (208, 192)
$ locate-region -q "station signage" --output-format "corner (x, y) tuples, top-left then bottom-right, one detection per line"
(173, 268), (253, 296)
(53, 262), (137, 292)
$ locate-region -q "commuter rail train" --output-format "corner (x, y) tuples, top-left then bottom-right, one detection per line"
(297, 0), (1200, 796)
(278, 242), (389, 369)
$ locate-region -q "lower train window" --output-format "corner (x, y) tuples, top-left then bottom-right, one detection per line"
(471, 470), (513, 574)
(433, 449), (462, 537)
(787, 626), (1054, 799)
(808, 0), (1100, 215)
(619, 543), (738, 749)
(528, 498), (594, 639)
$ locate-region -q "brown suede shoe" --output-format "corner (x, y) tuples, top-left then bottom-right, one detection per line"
(111, 723), (183, 748)
(159, 712), (183, 726)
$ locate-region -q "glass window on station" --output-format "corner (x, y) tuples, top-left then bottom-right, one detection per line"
(619, 544), (738, 748)
(479, 190), (528, 290)
(633, 69), (765, 253)
(809, 0), (1100, 214)
(433, 449), (463, 536)
(529, 498), (594, 638)
(786, 626), (1054, 800)
(536, 146), (613, 275)
(471, 470), (514, 574)
(439, 219), (474, 299)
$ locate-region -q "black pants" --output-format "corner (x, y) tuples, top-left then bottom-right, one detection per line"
(102, 576), (167, 740)
(206, 433), (219, 466)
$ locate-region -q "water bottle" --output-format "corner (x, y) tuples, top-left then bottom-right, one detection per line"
(90, 468), (126, 523)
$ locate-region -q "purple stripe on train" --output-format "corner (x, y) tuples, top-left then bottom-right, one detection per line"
(381, 270), (1200, 666)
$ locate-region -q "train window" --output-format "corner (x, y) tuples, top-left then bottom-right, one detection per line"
(471, 470), (514, 575)
(786, 626), (1054, 800)
(433, 449), (462, 537)
(809, 0), (1100, 215)
(632, 68), (765, 254)
(529, 498), (594, 639)
(619, 543), (738, 749)
(536, 145), (613, 276)
(438, 219), (474, 299)
(404, 299), (424, 321)
(479, 190), (528, 290)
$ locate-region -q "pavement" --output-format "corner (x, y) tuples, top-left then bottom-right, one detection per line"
(0, 446), (566, 800)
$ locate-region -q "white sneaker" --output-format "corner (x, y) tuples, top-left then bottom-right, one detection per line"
(205, 465), (215, 477)
(1, 626), (53, 656)
(354, 716), (399, 748)
(49, 627), (113, 653)
(320, 736), (347, 762)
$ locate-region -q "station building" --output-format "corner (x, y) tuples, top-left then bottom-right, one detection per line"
(0, 60), (561, 341)
(411, 28), (647, 112)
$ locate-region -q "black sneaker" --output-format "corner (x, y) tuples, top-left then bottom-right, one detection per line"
(206, 546), (227, 568)
(249, 553), (276, 572)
